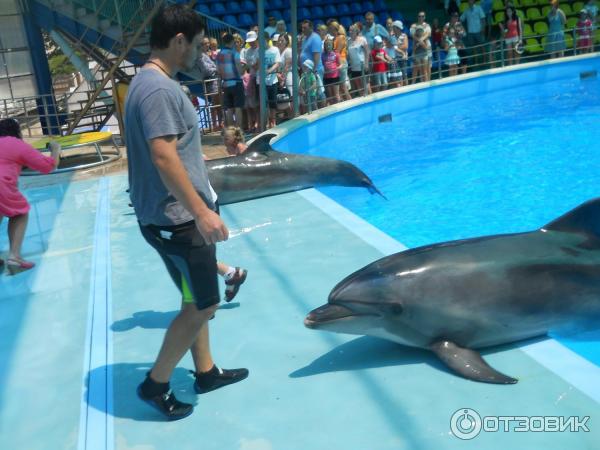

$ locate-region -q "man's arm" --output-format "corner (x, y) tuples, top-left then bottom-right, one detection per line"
(150, 135), (228, 244)
(312, 51), (320, 70)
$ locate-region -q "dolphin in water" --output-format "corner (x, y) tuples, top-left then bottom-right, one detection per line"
(305, 198), (600, 384)
(206, 133), (385, 205)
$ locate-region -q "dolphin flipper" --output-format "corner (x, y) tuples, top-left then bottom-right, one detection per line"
(430, 341), (518, 384)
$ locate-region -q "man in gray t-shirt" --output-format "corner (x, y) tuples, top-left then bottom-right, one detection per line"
(124, 5), (247, 421)
(125, 68), (216, 226)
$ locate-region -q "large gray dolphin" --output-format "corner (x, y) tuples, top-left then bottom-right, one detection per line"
(305, 198), (600, 384)
(206, 133), (385, 205)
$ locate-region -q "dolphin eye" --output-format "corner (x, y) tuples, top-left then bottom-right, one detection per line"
(388, 304), (403, 315)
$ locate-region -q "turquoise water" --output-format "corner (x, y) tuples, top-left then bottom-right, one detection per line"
(311, 75), (600, 247)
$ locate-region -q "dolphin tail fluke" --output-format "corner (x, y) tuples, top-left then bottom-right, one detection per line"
(430, 341), (518, 385)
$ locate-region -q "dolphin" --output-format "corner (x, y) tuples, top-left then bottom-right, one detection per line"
(206, 133), (385, 205)
(305, 198), (600, 384)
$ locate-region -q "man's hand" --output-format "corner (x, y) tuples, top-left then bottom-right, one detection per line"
(194, 208), (229, 244)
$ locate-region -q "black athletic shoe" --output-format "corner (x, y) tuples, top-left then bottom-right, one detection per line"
(191, 366), (249, 394)
(137, 384), (194, 420)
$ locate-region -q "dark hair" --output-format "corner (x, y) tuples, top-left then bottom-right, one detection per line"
(278, 33), (290, 46)
(222, 33), (234, 45)
(149, 5), (205, 50)
(504, 6), (519, 24)
(301, 19), (313, 29)
(0, 118), (21, 139)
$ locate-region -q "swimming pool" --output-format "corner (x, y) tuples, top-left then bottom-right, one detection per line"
(276, 54), (600, 368)
(2, 55), (599, 450)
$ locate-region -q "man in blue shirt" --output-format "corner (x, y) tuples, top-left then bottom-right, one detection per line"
(300, 20), (324, 84)
(363, 11), (389, 48)
(460, 0), (486, 69)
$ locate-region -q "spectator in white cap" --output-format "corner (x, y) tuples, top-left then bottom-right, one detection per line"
(240, 30), (259, 132)
(299, 59), (317, 113)
(584, 0), (598, 23)
(370, 35), (391, 92)
(275, 20), (288, 37)
(391, 20), (408, 85)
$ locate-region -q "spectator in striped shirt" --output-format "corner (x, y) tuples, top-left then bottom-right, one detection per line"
(216, 33), (245, 128)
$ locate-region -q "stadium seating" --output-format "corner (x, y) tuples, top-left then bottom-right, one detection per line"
(350, 2), (363, 15)
(238, 13), (254, 28)
(211, 2), (227, 16)
(533, 21), (548, 35)
(338, 3), (351, 16)
(526, 7), (542, 20)
(311, 6), (325, 19)
(223, 15), (239, 28)
(374, 0), (388, 12)
(525, 37), (543, 53)
(240, 0), (255, 13)
(324, 4), (338, 18)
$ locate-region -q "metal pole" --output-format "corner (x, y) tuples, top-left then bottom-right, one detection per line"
(257, 0), (267, 131)
(291, 0), (299, 117)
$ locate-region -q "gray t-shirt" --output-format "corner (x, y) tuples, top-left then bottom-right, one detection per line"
(124, 68), (215, 226)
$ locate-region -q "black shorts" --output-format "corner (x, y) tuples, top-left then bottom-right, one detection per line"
(222, 81), (245, 109)
(253, 83), (279, 109)
(139, 220), (219, 310)
(266, 83), (278, 108)
(350, 70), (363, 79)
(324, 76), (340, 85)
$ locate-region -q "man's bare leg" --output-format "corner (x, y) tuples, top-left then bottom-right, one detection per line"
(189, 312), (214, 373)
(149, 303), (217, 383)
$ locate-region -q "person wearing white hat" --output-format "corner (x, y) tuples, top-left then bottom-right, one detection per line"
(240, 30), (259, 131)
(299, 59), (317, 112)
(576, 8), (594, 53)
(390, 20), (408, 85)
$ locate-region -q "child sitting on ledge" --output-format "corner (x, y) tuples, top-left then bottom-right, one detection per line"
(223, 126), (248, 156)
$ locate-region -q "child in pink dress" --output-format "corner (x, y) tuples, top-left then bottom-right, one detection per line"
(0, 118), (60, 274)
(576, 9), (594, 53)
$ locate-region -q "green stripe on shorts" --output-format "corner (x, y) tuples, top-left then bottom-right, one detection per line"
(182, 274), (194, 303)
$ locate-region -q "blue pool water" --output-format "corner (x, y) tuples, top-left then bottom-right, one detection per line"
(311, 75), (600, 248)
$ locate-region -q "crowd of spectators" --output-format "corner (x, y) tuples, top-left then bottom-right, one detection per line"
(192, 0), (599, 133)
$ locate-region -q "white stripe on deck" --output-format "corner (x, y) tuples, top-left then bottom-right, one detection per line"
(78, 177), (113, 450)
(297, 189), (406, 255)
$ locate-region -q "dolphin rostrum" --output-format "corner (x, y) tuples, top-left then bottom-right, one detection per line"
(206, 133), (385, 205)
(305, 198), (600, 384)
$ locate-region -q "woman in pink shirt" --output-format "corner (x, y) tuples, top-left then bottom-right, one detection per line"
(321, 38), (341, 104)
(0, 118), (60, 274)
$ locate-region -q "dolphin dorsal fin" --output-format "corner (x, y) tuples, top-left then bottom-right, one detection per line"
(542, 198), (600, 237)
(247, 133), (278, 154)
